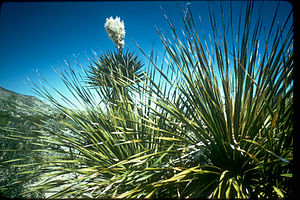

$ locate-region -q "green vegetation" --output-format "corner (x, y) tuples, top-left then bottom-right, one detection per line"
(0, 98), (58, 198)
(1, 2), (293, 198)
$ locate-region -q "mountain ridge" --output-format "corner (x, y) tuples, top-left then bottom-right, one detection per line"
(0, 86), (54, 116)
(0, 86), (59, 128)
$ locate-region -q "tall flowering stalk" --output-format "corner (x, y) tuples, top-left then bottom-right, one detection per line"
(104, 16), (125, 51)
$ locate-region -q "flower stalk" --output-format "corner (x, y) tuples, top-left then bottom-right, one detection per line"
(104, 16), (125, 51)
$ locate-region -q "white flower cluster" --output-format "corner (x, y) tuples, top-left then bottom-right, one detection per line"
(104, 16), (125, 48)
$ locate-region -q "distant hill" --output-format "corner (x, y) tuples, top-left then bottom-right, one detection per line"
(0, 87), (54, 118)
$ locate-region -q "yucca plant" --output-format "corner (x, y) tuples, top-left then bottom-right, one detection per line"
(88, 16), (145, 111)
(125, 2), (293, 198)
(112, 1), (293, 198)
(87, 49), (145, 103)
(1, 1), (293, 199)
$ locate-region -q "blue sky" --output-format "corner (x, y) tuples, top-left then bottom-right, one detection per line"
(0, 1), (293, 107)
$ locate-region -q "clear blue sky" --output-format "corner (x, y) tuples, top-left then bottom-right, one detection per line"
(0, 1), (293, 105)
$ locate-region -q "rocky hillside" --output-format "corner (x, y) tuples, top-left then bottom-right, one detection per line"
(0, 87), (59, 198)
(0, 87), (60, 129)
(0, 87), (55, 123)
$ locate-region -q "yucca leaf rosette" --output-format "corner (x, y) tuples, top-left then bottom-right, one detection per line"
(88, 50), (145, 88)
